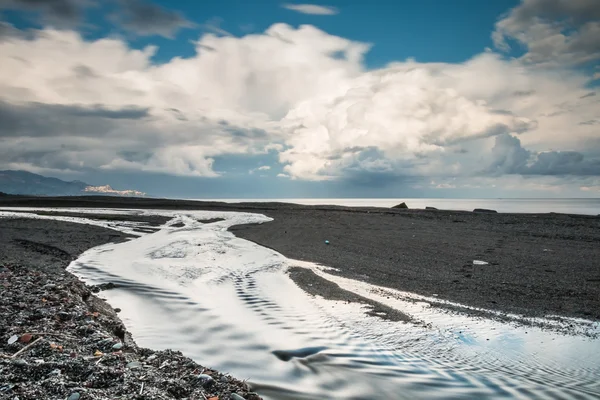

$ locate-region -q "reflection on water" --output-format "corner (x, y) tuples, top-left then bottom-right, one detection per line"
(2, 208), (600, 399)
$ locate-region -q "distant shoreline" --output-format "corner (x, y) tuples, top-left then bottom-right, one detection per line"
(1, 193), (598, 215)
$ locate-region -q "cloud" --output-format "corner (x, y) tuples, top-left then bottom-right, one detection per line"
(0, 21), (598, 188)
(278, 51), (599, 181)
(493, 0), (600, 66)
(249, 165), (271, 174)
(282, 3), (338, 15)
(0, 0), (89, 26)
(114, 0), (195, 38)
(487, 133), (600, 176)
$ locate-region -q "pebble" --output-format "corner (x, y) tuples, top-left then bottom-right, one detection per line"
(67, 392), (81, 400)
(146, 354), (157, 361)
(196, 373), (214, 387)
(231, 394), (245, 400)
(57, 311), (72, 321)
(112, 343), (123, 350)
(7, 335), (18, 345)
(126, 361), (142, 369)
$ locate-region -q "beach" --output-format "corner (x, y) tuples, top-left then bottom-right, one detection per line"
(1, 195), (600, 398)
(2, 195), (598, 322)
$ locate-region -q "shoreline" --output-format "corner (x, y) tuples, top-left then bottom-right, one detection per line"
(0, 216), (261, 400)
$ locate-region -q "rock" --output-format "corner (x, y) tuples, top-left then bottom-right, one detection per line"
(231, 394), (245, 400)
(473, 208), (497, 213)
(425, 206), (438, 210)
(112, 343), (123, 350)
(392, 202), (408, 209)
(67, 392), (81, 400)
(7, 335), (19, 345)
(126, 361), (142, 369)
(195, 374), (214, 387)
(114, 308), (122, 313)
(57, 311), (72, 321)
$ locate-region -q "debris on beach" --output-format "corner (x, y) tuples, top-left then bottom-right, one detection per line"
(0, 264), (262, 400)
(473, 260), (489, 265)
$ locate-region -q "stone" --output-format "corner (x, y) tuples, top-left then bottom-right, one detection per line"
(195, 374), (214, 387)
(231, 394), (245, 400)
(392, 202), (408, 209)
(57, 311), (72, 321)
(7, 335), (18, 345)
(425, 206), (438, 210)
(67, 393), (81, 400)
(473, 208), (497, 213)
(126, 361), (142, 369)
(112, 343), (123, 350)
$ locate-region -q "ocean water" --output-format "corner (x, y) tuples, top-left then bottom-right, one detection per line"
(198, 198), (600, 216)
(1, 207), (599, 400)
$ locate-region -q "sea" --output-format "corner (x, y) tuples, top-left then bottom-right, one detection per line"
(195, 198), (600, 215)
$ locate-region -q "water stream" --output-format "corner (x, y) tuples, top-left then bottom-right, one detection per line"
(1, 208), (599, 399)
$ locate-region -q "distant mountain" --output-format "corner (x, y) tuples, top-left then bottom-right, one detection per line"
(0, 170), (145, 197)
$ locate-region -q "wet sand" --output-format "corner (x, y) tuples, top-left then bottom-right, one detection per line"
(1, 195), (599, 322)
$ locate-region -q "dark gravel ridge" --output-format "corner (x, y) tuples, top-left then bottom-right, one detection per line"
(0, 217), (261, 400)
(230, 208), (600, 323)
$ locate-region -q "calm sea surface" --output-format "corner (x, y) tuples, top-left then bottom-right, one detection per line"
(194, 198), (600, 215)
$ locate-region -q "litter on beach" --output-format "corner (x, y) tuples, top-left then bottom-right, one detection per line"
(473, 260), (489, 265)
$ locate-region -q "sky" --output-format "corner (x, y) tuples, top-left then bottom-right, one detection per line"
(0, 0), (599, 198)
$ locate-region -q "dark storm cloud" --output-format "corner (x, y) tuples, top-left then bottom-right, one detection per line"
(0, 100), (149, 137)
(115, 0), (194, 38)
(488, 133), (531, 175)
(487, 133), (600, 177)
(0, 0), (89, 26)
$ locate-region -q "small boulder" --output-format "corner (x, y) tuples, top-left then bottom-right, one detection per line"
(473, 208), (497, 213)
(392, 202), (408, 209)
(425, 206), (438, 210)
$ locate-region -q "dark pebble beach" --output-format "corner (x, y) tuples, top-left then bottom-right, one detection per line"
(1, 194), (599, 399)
